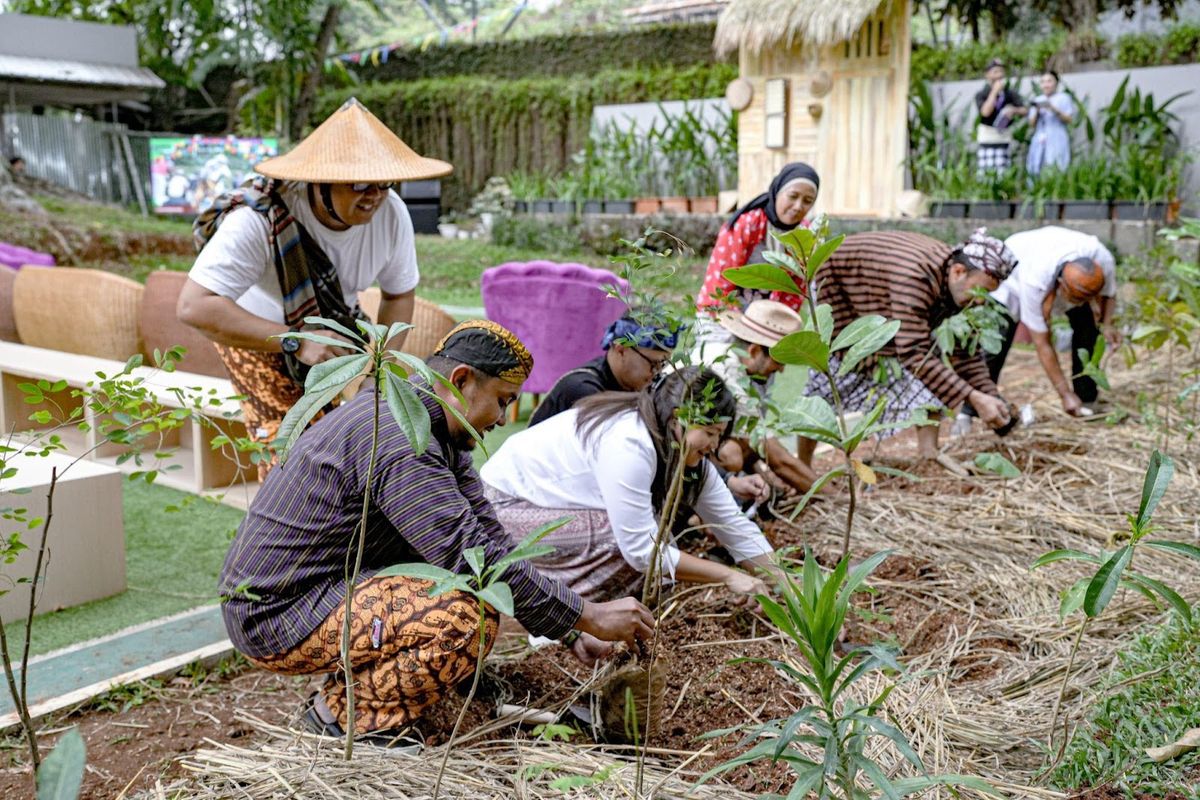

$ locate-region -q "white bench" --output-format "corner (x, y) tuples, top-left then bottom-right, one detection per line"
(0, 451), (124, 623)
(0, 341), (257, 499)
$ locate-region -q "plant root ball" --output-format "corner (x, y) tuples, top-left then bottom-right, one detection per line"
(597, 661), (667, 743)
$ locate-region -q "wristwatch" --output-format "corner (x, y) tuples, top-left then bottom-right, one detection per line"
(280, 332), (301, 355)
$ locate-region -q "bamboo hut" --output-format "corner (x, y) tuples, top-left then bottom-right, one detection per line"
(715, 0), (911, 217)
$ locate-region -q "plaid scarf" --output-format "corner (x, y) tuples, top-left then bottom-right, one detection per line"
(194, 177), (365, 383)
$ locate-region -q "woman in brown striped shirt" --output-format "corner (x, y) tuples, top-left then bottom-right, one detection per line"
(801, 229), (1017, 465)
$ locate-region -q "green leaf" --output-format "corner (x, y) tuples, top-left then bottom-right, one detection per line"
(301, 316), (363, 344)
(463, 547), (485, 577)
(838, 320), (901, 377)
(806, 234), (845, 280)
(858, 715), (924, 770)
(383, 370), (432, 455)
(375, 562), (456, 582)
(1143, 540), (1200, 562)
(843, 398), (887, 453)
(722, 263), (801, 296)
(304, 354), (371, 395)
(1135, 450), (1174, 530)
(411, 383), (487, 458)
(274, 382), (345, 458)
(1032, 549), (1103, 569)
(1084, 545), (1133, 618)
(778, 396), (841, 446)
(771, 330), (830, 372)
(486, 516), (571, 578)
(1122, 571), (1192, 626)
(890, 774), (1004, 797)
(280, 331), (358, 351)
(974, 452), (1021, 479)
(1060, 578), (1090, 620)
(478, 583), (515, 617)
(36, 727), (85, 800)
(786, 466), (845, 522)
(830, 314), (887, 353)
(857, 754), (902, 800)
(840, 550), (893, 604)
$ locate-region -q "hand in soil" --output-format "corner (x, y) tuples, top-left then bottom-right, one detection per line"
(578, 597), (656, 647)
(570, 632), (615, 666)
(723, 570), (770, 600)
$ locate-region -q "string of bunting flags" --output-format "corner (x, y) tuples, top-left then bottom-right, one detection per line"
(327, 1), (530, 67)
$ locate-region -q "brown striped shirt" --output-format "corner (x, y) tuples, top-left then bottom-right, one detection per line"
(816, 231), (997, 408)
(219, 386), (584, 657)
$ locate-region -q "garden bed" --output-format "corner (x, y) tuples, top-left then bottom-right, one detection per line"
(3, 351), (1198, 799)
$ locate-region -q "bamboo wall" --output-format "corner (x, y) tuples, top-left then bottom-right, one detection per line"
(735, 1), (911, 217)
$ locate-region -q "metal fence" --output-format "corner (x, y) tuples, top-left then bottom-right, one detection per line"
(2, 111), (150, 209)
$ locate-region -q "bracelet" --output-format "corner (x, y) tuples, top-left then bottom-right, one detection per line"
(560, 629), (582, 648)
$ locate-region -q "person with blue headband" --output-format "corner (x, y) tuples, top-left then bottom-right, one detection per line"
(528, 307), (681, 426)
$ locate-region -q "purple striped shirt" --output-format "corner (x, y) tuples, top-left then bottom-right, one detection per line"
(219, 386), (584, 657)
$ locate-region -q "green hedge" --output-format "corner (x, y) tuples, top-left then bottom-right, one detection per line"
(912, 33), (1071, 84)
(913, 21), (1200, 83)
(320, 63), (738, 210)
(353, 22), (726, 83)
(1116, 22), (1200, 68)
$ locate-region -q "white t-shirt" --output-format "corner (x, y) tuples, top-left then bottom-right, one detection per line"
(188, 184), (419, 323)
(479, 408), (772, 578)
(991, 226), (1116, 334)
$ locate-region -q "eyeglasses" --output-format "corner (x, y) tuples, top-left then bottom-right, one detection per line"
(629, 348), (669, 375)
(349, 182), (395, 194)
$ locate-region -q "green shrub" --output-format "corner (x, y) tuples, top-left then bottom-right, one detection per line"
(1163, 22), (1200, 64)
(1115, 32), (1163, 68)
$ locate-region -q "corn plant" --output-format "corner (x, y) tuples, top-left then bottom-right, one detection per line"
(276, 316), (483, 759)
(723, 219), (907, 560)
(698, 548), (997, 799)
(1033, 449), (1200, 758)
(377, 518), (568, 800)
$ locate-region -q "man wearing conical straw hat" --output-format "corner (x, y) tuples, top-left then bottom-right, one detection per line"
(179, 98), (450, 475)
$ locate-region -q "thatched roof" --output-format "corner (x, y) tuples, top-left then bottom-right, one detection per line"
(714, 0), (888, 56)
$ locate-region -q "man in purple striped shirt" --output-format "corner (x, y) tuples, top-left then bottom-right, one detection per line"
(219, 320), (654, 738)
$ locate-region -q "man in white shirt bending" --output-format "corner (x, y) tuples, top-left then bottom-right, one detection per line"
(958, 225), (1119, 427)
(177, 98), (450, 474)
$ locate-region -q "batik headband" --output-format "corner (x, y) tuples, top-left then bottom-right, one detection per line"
(956, 228), (1018, 280)
(433, 320), (533, 385)
(601, 316), (683, 352)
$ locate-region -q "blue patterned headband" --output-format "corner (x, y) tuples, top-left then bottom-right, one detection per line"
(601, 316), (683, 352)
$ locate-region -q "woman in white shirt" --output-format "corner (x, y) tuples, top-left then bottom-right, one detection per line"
(480, 367), (775, 603)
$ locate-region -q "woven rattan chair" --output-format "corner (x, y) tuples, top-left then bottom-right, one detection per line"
(13, 266), (144, 360)
(140, 271), (229, 378)
(0, 265), (18, 343)
(357, 289), (456, 359)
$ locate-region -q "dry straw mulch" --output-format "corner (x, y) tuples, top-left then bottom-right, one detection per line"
(143, 352), (1200, 799)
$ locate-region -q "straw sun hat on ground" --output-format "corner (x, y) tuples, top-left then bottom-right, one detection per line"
(717, 299), (803, 348)
(255, 97), (452, 183)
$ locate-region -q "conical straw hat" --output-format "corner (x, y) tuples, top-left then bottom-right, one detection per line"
(256, 97), (453, 183)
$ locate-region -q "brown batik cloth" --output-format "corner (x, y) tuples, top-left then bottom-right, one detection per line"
(483, 486), (644, 603)
(248, 575), (499, 734)
(215, 344), (310, 480)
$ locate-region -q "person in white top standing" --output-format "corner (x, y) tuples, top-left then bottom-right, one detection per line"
(177, 98), (451, 476)
(479, 367), (775, 606)
(958, 225), (1119, 427)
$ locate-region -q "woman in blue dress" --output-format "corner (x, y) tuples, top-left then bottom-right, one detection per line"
(1026, 70), (1075, 177)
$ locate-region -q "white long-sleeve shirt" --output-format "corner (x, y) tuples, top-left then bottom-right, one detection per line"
(479, 408), (773, 578)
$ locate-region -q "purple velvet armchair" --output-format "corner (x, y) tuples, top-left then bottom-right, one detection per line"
(481, 261), (628, 413)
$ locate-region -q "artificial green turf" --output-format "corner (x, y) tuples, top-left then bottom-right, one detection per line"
(9, 480), (244, 657)
(1053, 614), (1200, 798)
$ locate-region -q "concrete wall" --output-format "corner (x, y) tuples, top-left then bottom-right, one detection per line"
(929, 63), (1200, 205)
